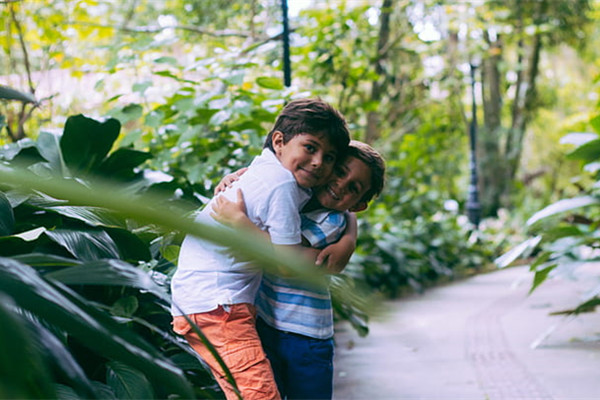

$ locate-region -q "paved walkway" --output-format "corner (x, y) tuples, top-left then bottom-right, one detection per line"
(333, 265), (600, 400)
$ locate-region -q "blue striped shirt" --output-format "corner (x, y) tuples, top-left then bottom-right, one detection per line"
(255, 209), (347, 339)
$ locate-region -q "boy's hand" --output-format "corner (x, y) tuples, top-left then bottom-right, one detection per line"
(316, 234), (355, 274)
(210, 189), (250, 228)
(214, 167), (248, 195)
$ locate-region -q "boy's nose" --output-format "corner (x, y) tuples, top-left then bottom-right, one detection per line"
(311, 153), (323, 168)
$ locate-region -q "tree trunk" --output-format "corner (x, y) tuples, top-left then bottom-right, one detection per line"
(365, 0), (392, 144)
(478, 31), (504, 217)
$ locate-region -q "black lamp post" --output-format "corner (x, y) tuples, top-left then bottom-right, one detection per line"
(281, 0), (291, 88)
(466, 60), (481, 229)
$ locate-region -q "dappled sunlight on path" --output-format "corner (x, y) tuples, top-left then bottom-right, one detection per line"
(333, 266), (600, 400)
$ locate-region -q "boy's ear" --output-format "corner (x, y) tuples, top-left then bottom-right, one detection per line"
(349, 201), (367, 213)
(272, 130), (284, 152)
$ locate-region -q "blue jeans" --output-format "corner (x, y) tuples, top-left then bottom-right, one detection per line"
(257, 317), (334, 400)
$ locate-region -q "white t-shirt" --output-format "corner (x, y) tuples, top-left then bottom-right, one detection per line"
(171, 148), (311, 316)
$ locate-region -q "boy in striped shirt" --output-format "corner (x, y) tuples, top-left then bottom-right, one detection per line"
(213, 141), (385, 399)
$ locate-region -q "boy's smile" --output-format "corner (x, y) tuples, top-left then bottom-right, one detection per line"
(273, 131), (338, 188)
(315, 156), (372, 212)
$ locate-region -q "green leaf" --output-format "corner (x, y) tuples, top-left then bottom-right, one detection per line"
(132, 81), (152, 95)
(153, 56), (177, 65)
(256, 76), (284, 90)
(36, 131), (65, 173)
(44, 229), (121, 261)
(550, 296), (600, 315)
(11, 253), (81, 268)
(107, 361), (154, 400)
(106, 228), (152, 262)
(97, 148), (152, 179)
(494, 236), (542, 268)
(590, 115), (600, 134)
(528, 251), (552, 271)
(111, 296), (139, 318)
(529, 264), (556, 294)
(45, 206), (124, 228)
(0, 295), (56, 399)
(45, 259), (167, 301)
(60, 115), (121, 175)
(34, 322), (97, 398)
(0, 192), (15, 236)
(0, 85), (37, 104)
(527, 196), (600, 226)
(542, 225), (583, 242)
(566, 138), (600, 162)
(0, 257), (194, 398)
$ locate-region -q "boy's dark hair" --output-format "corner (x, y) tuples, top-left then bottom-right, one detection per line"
(347, 140), (385, 203)
(264, 98), (350, 154)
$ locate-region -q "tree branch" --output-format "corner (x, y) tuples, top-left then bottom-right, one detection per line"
(9, 3), (35, 95)
(66, 21), (253, 38)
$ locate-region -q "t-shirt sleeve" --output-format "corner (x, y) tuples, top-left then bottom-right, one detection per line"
(263, 182), (303, 245)
(301, 211), (347, 249)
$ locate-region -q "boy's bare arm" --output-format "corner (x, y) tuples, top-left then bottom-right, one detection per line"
(210, 189), (321, 275)
(316, 212), (357, 274)
(213, 167), (247, 195)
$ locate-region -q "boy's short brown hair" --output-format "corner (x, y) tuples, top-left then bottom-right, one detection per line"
(347, 140), (385, 203)
(264, 98), (350, 155)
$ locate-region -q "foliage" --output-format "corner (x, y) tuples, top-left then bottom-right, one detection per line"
(106, 54), (289, 201)
(0, 105), (380, 397)
(345, 107), (495, 297)
(497, 114), (600, 316)
(0, 114), (222, 399)
(4, 0), (599, 360)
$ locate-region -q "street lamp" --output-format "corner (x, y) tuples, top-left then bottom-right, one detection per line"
(466, 58), (481, 229)
(281, 0), (291, 88)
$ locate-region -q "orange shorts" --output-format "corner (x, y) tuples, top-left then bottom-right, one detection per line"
(172, 303), (280, 400)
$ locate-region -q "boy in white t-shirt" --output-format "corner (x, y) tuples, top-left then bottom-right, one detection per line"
(213, 141), (385, 399)
(170, 98), (350, 400)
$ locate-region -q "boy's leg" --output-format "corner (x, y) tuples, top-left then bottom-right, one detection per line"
(258, 319), (334, 400)
(172, 304), (280, 400)
(256, 317), (287, 396)
(283, 333), (334, 400)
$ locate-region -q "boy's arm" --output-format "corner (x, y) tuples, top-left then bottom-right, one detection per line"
(210, 189), (263, 235)
(213, 167), (248, 195)
(316, 212), (357, 274)
(210, 189), (320, 274)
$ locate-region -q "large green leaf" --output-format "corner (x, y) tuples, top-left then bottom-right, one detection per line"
(36, 131), (65, 173)
(107, 361), (154, 400)
(0, 257), (194, 398)
(45, 205), (125, 228)
(60, 115), (121, 175)
(97, 148), (152, 180)
(32, 320), (98, 398)
(566, 138), (600, 162)
(0, 295), (56, 399)
(45, 259), (167, 301)
(105, 228), (152, 262)
(11, 253), (81, 269)
(0, 192), (15, 236)
(526, 196), (600, 226)
(44, 229), (121, 261)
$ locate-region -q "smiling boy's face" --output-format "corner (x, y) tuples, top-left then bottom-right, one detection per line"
(272, 130), (338, 188)
(314, 155), (372, 212)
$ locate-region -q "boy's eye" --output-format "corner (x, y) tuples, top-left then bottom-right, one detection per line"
(304, 144), (316, 153)
(324, 154), (336, 164)
(335, 166), (348, 177)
